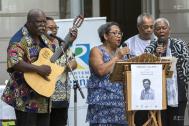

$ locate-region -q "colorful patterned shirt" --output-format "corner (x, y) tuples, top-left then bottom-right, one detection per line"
(1, 26), (52, 113)
(48, 39), (75, 108)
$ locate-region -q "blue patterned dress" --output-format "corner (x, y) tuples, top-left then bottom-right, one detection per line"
(86, 45), (128, 126)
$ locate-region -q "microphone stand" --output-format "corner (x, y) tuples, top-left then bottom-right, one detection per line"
(71, 69), (85, 126)
(62, 47), (85, 126)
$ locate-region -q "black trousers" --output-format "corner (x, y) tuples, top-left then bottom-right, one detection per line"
(161, 101), (187, 126)
(50, 107), (68, 126)
(15, 109), (50, 126)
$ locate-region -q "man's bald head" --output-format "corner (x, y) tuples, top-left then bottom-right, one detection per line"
(26, 9), (46, 36)
(27, 9), (46, 22)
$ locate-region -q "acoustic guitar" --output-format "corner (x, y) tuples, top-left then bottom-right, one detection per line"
(24, 15), (84, 97)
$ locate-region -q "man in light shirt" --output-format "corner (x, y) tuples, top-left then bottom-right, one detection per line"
(140, 79), (155, 100)
(124, 13), (156, 57)
(123, 13), (155, 126)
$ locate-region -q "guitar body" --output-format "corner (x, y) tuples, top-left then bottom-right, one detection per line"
(24, 15), (84, 97)
(24, 48), (64, 97)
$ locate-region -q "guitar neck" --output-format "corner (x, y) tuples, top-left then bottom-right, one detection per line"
(50, 32), (72, 63)
(50, 15), (84, 63)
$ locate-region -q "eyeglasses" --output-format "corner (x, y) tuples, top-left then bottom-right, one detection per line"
(46, 26), (59, 30)
(108, 32), (123, 36)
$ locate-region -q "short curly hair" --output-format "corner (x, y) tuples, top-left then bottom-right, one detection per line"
(98, 22), (121, 43)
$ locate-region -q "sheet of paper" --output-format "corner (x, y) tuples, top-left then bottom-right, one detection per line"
(131, 64), (163, 110)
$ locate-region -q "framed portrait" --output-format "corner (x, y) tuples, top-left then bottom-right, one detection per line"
(126, 64), (166, 111)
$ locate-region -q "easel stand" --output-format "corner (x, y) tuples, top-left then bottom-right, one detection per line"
(127, 110), (162, 126)
(110, 53), (171, 126)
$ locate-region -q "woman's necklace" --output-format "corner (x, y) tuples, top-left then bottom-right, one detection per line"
(103, 45), (117, 58)
(109, 50), (116, 58)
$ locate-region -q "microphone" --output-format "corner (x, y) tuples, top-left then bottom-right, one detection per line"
(47, 31), (65, 43)
(121, 43), (130, 59)
(157, 37), (165, 47)
(157, 37), (165, 57)
(121, 43), (127, 47)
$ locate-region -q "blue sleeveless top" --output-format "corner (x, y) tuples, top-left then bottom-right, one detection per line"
(86, 45), (127, 125)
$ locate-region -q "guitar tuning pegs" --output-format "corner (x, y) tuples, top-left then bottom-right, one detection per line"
(73, 14), (84, 28)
